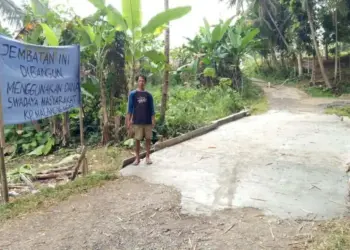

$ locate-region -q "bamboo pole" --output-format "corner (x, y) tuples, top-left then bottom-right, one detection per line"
(71, 146), (87, 180)
(0, 87), (9, 203)
(80, 107), (88, 176)
(78, 45), (88, 176)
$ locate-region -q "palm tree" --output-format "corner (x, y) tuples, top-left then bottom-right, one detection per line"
(329, 0), (348, 85)
(304, 0), (332, 88)
(160, 0), (170, 124)
(222, 0), (289, 49)
(0, 0), (24, 27)
(224, 0), (332, 88)
(0, 22), (12, 36)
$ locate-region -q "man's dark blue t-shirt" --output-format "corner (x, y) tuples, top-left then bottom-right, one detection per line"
(127, 90), (155, 125)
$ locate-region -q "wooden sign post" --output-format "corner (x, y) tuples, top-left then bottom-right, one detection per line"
(78, 46), (88, 176)
(80, 106), (88, 176)
(0, 87), (9, 203)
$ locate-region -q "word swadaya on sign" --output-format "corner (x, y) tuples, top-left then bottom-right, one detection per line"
(0, 35), (80, 125)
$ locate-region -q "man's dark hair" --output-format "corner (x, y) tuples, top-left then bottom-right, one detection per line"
(135, 74), (147, 83)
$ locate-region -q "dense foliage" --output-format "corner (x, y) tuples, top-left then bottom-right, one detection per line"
(0, 0), (266, 159)
(3, 0), (348, 157)
(234, 0), (350, 95)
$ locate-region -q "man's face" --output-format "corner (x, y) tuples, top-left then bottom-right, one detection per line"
(138, 76), (146, 89)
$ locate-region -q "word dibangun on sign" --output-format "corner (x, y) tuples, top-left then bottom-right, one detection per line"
(0, 35), (81, 125)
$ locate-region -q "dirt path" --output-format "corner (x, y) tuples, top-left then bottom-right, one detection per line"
(252, 78), (350, 112)
(0, 82), (349, 250)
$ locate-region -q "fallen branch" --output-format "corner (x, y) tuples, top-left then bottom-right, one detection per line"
(250, 197), (267, 202)
(224, 222), (236, 234)
(298, 223), (305, 233)
(20, 174), (35, 190)
(188, 238), (193, 248)
(8, 184), (28, 189)
(35, 171), (79, 180)
(269, 226), (275, 241)
(37, 165), (74, 175)
(279, 78), (289, 87)
(71, 146), (87, 180)
(309, 184), (321, 190)
(288, 241), (304, 246)
(130, 210), (144, 217)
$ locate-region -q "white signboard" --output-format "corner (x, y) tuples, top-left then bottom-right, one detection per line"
(0, 35), (81, 125)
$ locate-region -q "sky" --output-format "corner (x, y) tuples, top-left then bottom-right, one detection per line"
(9, 0), (235, 48)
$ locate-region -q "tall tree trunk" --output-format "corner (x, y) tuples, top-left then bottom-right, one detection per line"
(129, 59), (135, 92)
(265, 56), (272, 69)
(297, 53), (303, 77)
(253, 54), (259, 68)
(306, 2), (332, 88)
(334, 11), (338, 85)
(339, 43), (342, 81)
(264, 3), (289, 50)
(281, 51), (286, 68)
(339, 56), (341, 81)
(271, 49), (278, 68)
(98, 55), (110, 145)
(100, 76), (109, 145)
(231, 64), (242, 90)
(109, 31), (127, 118)
(160, 0), (170, 124)
(311, 55), (316, 85)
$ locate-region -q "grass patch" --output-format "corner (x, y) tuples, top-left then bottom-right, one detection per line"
(243, 60), (302, 86)
(305, 86), (336, 98)
(149, 84), (245, 137)
(310, 220), (350, 250)
(242, 79), (269, 115)
(325, 105), (350, 117)
(0, 171), (118, 222)
(248, 96), (269, 115)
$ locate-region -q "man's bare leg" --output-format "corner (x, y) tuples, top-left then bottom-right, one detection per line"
(145, 139), (152, 164)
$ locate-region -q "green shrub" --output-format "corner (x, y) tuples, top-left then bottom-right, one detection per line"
(149, 84), (244, 137)
(325, 105), (350, 117)
(243, 59), (300, 84)
(305, 86), (336, 97)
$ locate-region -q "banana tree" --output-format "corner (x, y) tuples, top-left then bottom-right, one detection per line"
(221, 19), (260, 89)
(23, 4), (101, 145)
(200, 18), (233, 85)
(73, 20), (121, 144)
(200, 17), (233, 65)
(176, 18), (233, 85)
(88, 0), (191, 90)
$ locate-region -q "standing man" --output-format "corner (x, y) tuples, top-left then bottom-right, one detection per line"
(127, 75), (155, 165)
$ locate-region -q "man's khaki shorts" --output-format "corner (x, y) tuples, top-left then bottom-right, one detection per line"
(133, 125), (152, 140)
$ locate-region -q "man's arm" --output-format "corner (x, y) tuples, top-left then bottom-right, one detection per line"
(126, 91), (134, 129)
(149, 94), (155, 127)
